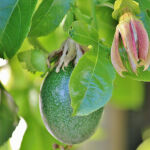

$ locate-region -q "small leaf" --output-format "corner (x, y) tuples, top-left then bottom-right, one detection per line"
(63, 10), (74, 32)
(18, 49), (48, 73)
(29, 0), (75, 37)
(0, 0), (37, 58)
(0, 83), (19, 146)
(69, 45), (115, 116)
(69, 21), (98, 47)
(96, 7), (117, 47)
(74, 8), (92, 24)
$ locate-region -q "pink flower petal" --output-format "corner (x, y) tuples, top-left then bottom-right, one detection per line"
(128, 54), (138, 73)
(111, 26), (127, 76)
(118, 21), (139, 72)
(132, 19), (149, 61)
(118, 21), (139, 63)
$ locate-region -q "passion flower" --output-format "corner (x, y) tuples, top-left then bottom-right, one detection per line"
(111, 0), (150, 76)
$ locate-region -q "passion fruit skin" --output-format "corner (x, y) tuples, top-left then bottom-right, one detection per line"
(40, 65), (103, 144)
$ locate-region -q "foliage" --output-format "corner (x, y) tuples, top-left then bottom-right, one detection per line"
(0, 0), (150, 149)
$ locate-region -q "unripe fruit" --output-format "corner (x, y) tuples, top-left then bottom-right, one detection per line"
(40, 65), (103, 144)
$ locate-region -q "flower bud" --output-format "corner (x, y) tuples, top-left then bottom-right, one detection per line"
(111, 13), (150, 76)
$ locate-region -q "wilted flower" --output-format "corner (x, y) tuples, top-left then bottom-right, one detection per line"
(111, 12), (150, 76)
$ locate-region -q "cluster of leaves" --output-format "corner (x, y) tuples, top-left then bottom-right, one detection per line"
(0, 0), (117, 118)
(0, 0), (150, 149)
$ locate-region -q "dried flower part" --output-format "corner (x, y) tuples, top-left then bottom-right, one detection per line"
(53, 144), (60, 149)
(55, 38), (83, 73)
(111, 27), (127, 76)
(111, 14), (150, 76)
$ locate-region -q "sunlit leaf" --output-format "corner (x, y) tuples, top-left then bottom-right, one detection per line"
(63, 10), (74, 32)
(96, 7), (117, 47)
(69, 45), (115, 116)
(29, 0), (75, 37)
(74, 8), (92, 24)
(18, 49), (48, 73)
(0, 0), (37, 58)
(0, 0), (18, 39)
(69, 21), (98, 47)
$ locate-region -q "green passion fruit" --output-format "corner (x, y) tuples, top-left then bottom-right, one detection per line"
(40, 65), (103, 144)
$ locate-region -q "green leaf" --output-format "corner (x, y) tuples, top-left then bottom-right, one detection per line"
(123, 67), (150, 82)
(38, 26), (68, 53)
(111, 75), (144, 110)
(18, 49), (48, 73)
(29, 0), (75, 37)
(137, 0), (150, 10)
(63, 10), (74, 32)
(96, 7), (117, 47)
(76, 0), (92, 16)
(137, 0), (150, 37)
(0, 0), (37, 58)
(69, 45), (116, 116)
(0, 0), (18, 39)
(0, 84), (19, 146)
(69, 21), (98, 46)
(74, 8), (92, 24)
(141, 12), (150, 38)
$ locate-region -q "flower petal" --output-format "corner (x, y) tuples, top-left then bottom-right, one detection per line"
(111, 26), (127, 76)
(132, 19), (149, 61)
(118, 20), (139, 72)
(128, 54), (138, 73)
(118, 21), (139, 63)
